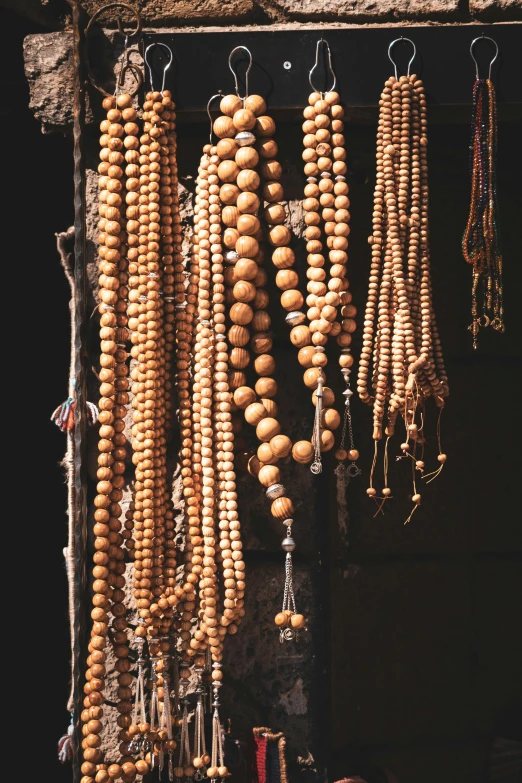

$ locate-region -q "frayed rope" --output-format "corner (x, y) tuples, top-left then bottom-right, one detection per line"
(58, 715), (74, 763)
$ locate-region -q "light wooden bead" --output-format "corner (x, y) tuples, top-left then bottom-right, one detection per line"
(228, 370), (247, 389)
(325, 91), (340, 105)
(331, 104), (344, 119)
(308, 91), (321, 105)
(303, 367), (322, 389)
(213, 116), (236, 139)
(262, 398), (278, 417)
(348, 449), (359, 460)
(248, 455), (263, 477)
(342, 318), (357, 333)
(251, 332), (273, 354)
(255, 376), (277, 397)
(313, 386), (335, 406)
(236, 146), (259, 169)
(290, 613), (306, 629)
(290, 325), (311, 347)
(258, 138), (278, 158)
(245, 94), (267, 115)
(280, 289), (304, 311)
(234, 386), (257, 409)
(235, 257), (258, 280)
(220, 184), (240, 205)
(338, 352), (354, 368)
(272, 246), (295, 269)
(252, 310), (271, 331)
(276, 269), (299, 290)
(275, 612), (288, 627)
(237, 191), (260, 213)
(322, 408), (341, 430)
(222, 205), (239, 227)
(257, 442), (277, 464)
(335, 448), (347, 461)
(220, 94), (243, 117)
(271, 496), (293, 520)
(224, 228), (240, 248)
(216, 138), (239, 159)
(230, 302), (253, 325)
(298, 345), (315, 367)
(315, 428), (335, 452)
(270, 434), (292, 458)
(233, 108), (256, 131)
(263, 181), (284, 202)
(269, 225), (291, 248)
(229, 347), (250, 369)
(264, 203), (286, 224)
(292, 440), (314, 463)
(255, 115), (276, 137)
(314, 99), (329, 114)
(236, 236), (259, 258)
(218, 160), (240, 183)
(245, 403), (267, 426)
(258, 465), (281, 487)
(237, 214), (260, 235)
(237, 169), (260, 192)
(254, 353), (276, 376)
(233, 280), (257, 302)
(261, 160), (282, 180)
(337, 332), (352, 347)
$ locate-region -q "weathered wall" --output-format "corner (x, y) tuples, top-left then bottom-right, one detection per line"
(15, 1), (522, 782)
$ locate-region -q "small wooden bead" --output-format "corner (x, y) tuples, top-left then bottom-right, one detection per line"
(252, 310), (271, 331)
(314, 428), (335, 451)
(234, 386), (257, 409)
(247, 455), (263, 477)
(270, 434), (292, 458)
(347, 449), (359, 460)
(213, 116), (236, 139)
(298, 345), (315, 367)
(335, 448), (347, 460)
(216, 138), (239, 160)
(237, 169), (260, 192)
(290, 613), (306, 629)
(245, 403), (268, 426)
(292, 440), (314, 464)
(257, 442), (277, 465)
(261, 398), (278, 417)
(275, 612), (288, 627)
(244, 94), (267, 115)
(269, 225), (291, 247)
(233, 108), (256, 131)
(224, 227), (240, 249)
(229, 347), (250, 369)
(255, 376), (277, 397)
(271, 496), (294, 520)
(258, 464), (281, 487)
(220, 94), (243, 117)
(228, 370), (247, 389)
(258, 138), (278, 158)
(255, 115), (276, 137)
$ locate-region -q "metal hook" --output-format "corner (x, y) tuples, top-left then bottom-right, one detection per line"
(207, 92), (223, 143)
(388, 36), (417, 80)
(309, 38), (336, 94)
(470, 34), (499, 80)
(228, 46), (252, 100)
(144, 42), (173, 93)
(85, 2), (143, 97)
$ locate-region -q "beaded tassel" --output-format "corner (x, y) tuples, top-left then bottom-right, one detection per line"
(462, 78), (504, 347)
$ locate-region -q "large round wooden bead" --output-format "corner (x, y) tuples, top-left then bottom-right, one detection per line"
(322, 408), (341, 430)
(258, 464), (281, 487)
(298, 345), (315, 367)
(272, 246), (295, 269)
(257, 442), (277, 464)
(245, 402), (267, 426)
(264, 203), (286, 225)
(218, 160), (240, 183)
(220, 94), (243, 117)
(280, 289), (304, 311)
(268, 225), (291, 247)
(224, 227), (240, 248)
(235, 257), (258, 280)
(251, 310), (271, 331)
(233, 108), (256, 131)
(220, 184), (240, 204)
(292, 440), (314, 464)
(290, 325), (311, 347)
(234, 386), (256, 409)
(314, 428), (335, 452)
(271, 496), (294, 520)
(255, 115), (276, 137)
(255, 376), (277, 397)
(258, 138), (278, 158)
(229, 370), (247, 389)
(263, 181), (284, 202)
(313, 386), (335, 407)
(275, 269), (298, 290)
(254, 353), (276, 376)
(244, 94), (267, 116)
(270, 434), (292, 458)
(237, 214), (260, 235)
(222, 206), (239, 227)
(303, 367), (322, 389)
(214, 116), (236, 139)
(236, 146), (259, 169)
(237, 191), (260, 214)
(216, 138), (239, 160)
(236, 236), (259, 258)
(237, 169), (260, 192)
(251, 332), (273, 354)
(248, 455), (263, 477)
(233, 280), (256, 302)
(229, 347), (250, 368)
(230, 302), (253, 324)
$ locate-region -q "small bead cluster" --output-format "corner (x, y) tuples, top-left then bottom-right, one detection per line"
(357, 74), (449, 520)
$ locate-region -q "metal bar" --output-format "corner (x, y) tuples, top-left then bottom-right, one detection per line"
(66, 2), (88, 781)
(143, 25), (522, 114)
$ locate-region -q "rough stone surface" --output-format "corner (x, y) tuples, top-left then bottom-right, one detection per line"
(23, 31), (75, 133)
(79, 0), (255, 25)
(268, 0), (460, 21)
(470, 0), (522, 19)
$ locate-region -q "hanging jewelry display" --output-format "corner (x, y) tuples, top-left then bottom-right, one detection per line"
(297, 38), (360, 481)
(462, 35), (504, 348)
(356, 38), (449, 524)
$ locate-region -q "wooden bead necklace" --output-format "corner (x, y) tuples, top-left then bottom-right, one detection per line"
(295, 41), (360, 480)
(357, 45), (449, 524)
(462, 37), (504, 348)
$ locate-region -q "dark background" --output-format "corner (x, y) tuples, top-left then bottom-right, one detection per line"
(2, 5), (521, 782)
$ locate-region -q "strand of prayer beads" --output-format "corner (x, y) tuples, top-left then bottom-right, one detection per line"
(357, 72), (449, 524)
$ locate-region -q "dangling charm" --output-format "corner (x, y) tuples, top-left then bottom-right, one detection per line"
(193, 681), (209, 780)
(207, 680), (228, 781)
(334, 361), (360, 481)
(274, 537), (306, 642)
(310, 370), (324, 474)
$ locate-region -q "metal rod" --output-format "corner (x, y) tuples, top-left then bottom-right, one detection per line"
(66, 2), (88, 781)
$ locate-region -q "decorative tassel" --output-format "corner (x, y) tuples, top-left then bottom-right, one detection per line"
(51, 380), (98, 432)
(58, 715), (74, 763)
(310, 371), (324, 475)
(208, 680), (228, 781)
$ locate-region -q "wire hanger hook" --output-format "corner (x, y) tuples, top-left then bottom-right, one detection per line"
(470, 34), (499, 80)
(207, 92), (223, 143)
(144, 42), (173, 93)
(228, 46), (253, 100)
(388, 36), (417, 80)
(309, 38), (336, 94)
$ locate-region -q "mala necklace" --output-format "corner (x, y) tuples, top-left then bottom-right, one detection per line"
(296, 40), (360, 480)
(208, 51), (305, 640)
(462, 36), (504, 348)
(357, 44), (449, 524)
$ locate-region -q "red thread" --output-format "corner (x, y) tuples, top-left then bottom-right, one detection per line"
(254, 736), (268, 783)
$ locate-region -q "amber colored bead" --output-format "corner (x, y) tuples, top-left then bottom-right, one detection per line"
(292, 440), (314, 464)
(234, 386), (256, 409)
(269, 434), (292, 458)
(213, 116), (236, 139)
(258, 464), (281, 487)
(271, 496), (294, 520)
(220, 94), (242, 117)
